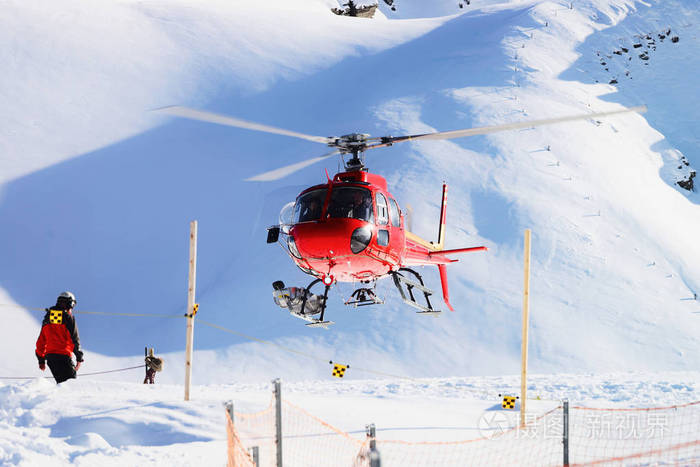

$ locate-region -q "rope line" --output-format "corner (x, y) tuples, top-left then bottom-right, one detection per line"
(79, 364), (146, 376)
(0, 364), (145, 380)
(0, 304), (181, 319)
(376, 405), (564, 446)
(75, 311), (182, 318)
(197, 319), (554, 402)
(198, 319), (328, 362)
(283, 399), (365, 444)
(198, 319), (416, 381)
(4, 303), (555, 401)
(572, 399), (700, 412)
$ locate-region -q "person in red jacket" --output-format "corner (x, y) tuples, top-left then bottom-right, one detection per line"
(35, 291), (84, 383)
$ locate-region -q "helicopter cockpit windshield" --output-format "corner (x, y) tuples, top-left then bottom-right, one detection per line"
(292, 188), (327, 223)
(328, 187), (374, 223)
(278, 202), (295, 234)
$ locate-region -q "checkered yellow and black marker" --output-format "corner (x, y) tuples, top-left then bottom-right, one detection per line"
(331, 362), (349, 378)
(502, 395), (518, 409)
(49, 310), (63, 324)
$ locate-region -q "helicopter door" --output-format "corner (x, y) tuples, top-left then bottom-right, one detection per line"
(373, 193), (398, 266)
(386, 196), (405, 264)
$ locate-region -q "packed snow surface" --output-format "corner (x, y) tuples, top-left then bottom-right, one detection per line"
(1, 372), (698, 465)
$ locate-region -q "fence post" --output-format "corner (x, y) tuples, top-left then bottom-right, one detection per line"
(563, 400), (570, 467)
(273, 378), (283, 467)
(226, 401), (234, 424)
(366, 423), (380, 467)
(250, 446), (260, 467)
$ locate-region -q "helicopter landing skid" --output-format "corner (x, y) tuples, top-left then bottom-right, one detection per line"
(305, 320), (335, 329)
(298, 278), (333, 328)
(391, 268), (441, 315)
(345, 287), (384, 307)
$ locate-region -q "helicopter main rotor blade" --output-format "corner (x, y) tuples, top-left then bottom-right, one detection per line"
(381, 105), (647, 146)
(154, 106), (332, 145)
(245, 150), (341, 182)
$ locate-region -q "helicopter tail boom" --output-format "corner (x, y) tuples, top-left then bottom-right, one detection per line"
(403, 182), (488, 311)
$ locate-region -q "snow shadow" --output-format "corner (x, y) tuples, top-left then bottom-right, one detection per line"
(471, 189), (519, 245)
(50, 415), (210, 447)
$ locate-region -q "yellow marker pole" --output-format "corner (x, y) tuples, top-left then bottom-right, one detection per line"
(520, 229), (531, 428)
(184, 220), (198, 401)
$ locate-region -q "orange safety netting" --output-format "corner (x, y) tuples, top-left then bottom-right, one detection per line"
(569, 400), (700, 466)
(226, 398), (368, 467)
(226, 409), (257, 467)
(226, 397), (700, 467)
(372, 406), (563, 467)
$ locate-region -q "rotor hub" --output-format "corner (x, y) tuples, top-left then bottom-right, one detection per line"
(328, 133), (370, 152)
(328, 133), (372, 171)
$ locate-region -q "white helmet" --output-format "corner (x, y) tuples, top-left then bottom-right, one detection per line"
(57, 291), (77, 309)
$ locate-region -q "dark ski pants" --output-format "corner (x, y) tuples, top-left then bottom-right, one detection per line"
(46, 354), (76, 384)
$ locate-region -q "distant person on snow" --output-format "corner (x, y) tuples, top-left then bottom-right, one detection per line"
(35, 291), (84, 383)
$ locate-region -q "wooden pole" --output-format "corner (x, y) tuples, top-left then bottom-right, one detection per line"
(520, 228), (531, 428)
(185, 220), (198, 401)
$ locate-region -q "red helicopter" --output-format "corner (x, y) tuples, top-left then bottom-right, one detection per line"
(157, 105), (645, 327)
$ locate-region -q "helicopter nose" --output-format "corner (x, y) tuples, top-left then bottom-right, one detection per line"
(291, 219), (371, 259)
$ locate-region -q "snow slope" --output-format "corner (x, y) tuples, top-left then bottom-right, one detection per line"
(1, 0), (699, 384)
(371, 0), (700, 376)
(2, 0), (700, 464)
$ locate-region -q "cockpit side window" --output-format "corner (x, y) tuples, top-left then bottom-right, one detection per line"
(388, 198), (400, 227)
(293, 189), (327, 223)
(327, 187), (374, 223)
(376, 193), (389, 225)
